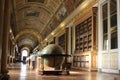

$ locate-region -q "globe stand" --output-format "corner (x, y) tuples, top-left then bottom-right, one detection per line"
(38, 54), (70, 75)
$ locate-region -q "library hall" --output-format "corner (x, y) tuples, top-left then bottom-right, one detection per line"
(0, 0), (120, 80)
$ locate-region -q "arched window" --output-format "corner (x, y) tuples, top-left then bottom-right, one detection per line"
(21, 49), (28, 61)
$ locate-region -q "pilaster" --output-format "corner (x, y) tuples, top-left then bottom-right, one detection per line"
(1, 0), (11, 79)
(0, 0), (5, 79)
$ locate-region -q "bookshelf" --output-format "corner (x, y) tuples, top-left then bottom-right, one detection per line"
(73, 7), (98, 71)
(49, 37), (56, 44)
(73, 55), (89, 68)
(58, 34), (65, 51)
(75, 17), (92, 53)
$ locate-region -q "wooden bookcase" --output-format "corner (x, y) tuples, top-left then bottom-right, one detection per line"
(73, 55), (89, 68)
(73, 7), (98, 71)
(75, 17), (92, 53)
(49, 37), (56, 44)
(58, 34), (66, 51)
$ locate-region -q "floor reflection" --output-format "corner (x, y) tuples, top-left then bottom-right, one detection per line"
(20, 63), (27, 80)
(8, 63), (120, 80)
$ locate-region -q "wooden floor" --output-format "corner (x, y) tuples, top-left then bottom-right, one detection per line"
(8, 63), (120, 80)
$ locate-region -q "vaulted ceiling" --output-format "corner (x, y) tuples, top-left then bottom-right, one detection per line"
(10, 0), (84, 52)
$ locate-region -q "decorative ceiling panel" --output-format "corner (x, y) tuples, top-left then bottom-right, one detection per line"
(26, 11), (40, 17)
(17, 20), (43, 32)
(46, 0), (62, 12)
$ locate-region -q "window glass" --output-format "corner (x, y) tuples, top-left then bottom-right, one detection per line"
(110, 0), (118, 49)
(102, 0), (118, 50)
(102, 3), (108, 50)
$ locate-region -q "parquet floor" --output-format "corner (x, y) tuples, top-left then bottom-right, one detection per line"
(8, 63), (120, 80)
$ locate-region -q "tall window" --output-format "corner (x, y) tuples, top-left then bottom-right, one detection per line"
(110, 0), (117, 49)
(22, 50), (28, 57)
(102, 0), (118, 50)
(102, 3), (108, 50)
(21, 49), (28, 60)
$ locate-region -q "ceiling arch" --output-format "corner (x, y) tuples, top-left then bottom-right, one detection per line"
(15, 29), (42, 43)
(17, 34), (38, 44)
(15, 29), (42, 52)
(19, 44), (33, 53)
(21, 46), (30, 52)
(17, 38), (37, 48)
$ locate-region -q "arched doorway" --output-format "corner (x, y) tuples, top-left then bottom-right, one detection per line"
(21, 49), (28, 63)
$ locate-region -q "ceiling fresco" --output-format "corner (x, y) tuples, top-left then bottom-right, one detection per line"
(11, 0), (84, 52)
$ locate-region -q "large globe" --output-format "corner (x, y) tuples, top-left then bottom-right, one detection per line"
(41, 44), (65, 69)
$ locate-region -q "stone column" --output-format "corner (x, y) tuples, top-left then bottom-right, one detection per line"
(0, 0), (5, 76)
(1, 0), (11, 79)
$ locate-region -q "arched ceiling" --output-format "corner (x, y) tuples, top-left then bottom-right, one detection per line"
(11, 0), (84, 52)
(15, 29), (41, 52)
